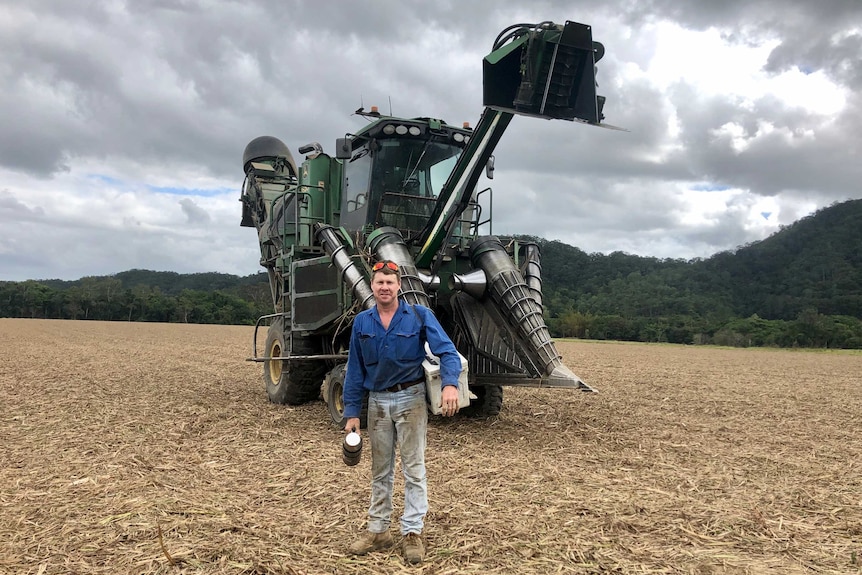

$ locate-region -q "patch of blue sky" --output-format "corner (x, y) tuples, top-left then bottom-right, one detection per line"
(147, 185), (233, 197)
(690, 183), (731, 192)
(88, 174), (124, 186)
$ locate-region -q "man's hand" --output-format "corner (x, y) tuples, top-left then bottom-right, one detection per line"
(345, 417), (361, 433)
(441, 385), (459, 417)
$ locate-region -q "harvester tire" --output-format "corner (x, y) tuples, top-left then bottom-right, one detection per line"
(263, 318), (326, 405)
(322, 363), (367, 429)
(461, 385), (503, 418)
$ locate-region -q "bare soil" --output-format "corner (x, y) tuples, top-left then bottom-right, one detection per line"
(1, 319), (860, 574)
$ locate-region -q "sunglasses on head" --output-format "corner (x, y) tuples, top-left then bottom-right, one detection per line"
(372, 261), (399, 272)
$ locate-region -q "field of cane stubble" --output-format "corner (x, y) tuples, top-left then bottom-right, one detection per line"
(1, 318), (860, 574)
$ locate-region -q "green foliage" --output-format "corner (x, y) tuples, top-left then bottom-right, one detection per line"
(704, 200), (862, 319)
(712, 314), (787, 347)
(0, 274), (269, 325)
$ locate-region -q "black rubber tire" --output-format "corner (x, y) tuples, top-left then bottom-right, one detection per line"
(322, 364), (368, 429)
(461, 385), (503, 418)
(263, 318), (327, 405)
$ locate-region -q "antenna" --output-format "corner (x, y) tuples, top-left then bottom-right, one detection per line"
(388, 96), (393, 116)
(353, 95), (369, 120)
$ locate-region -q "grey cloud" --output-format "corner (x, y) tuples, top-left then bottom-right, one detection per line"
(0, 190), (46, 220)
(766, 32), (862, 89)
(619, 0), (862, 89)
(179, 198), (210, 224)
(490, 171), (685, 248)
(668, 82), (862, 198)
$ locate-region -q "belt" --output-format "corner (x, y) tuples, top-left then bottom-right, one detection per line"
(382, 377), (424, 393)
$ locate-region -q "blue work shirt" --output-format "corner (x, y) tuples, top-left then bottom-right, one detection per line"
(342, 301), (462, 419)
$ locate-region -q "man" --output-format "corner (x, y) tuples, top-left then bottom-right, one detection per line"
(343, 259), (462, 565)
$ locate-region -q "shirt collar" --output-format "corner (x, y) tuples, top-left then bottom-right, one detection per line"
(371, 299), (404, 326)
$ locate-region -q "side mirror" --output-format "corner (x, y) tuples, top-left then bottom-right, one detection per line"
(335, 138), (352, 160)
(485, 156), (495, 180)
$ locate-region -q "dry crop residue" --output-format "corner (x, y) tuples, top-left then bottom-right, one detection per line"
(1, 319), (860, 574)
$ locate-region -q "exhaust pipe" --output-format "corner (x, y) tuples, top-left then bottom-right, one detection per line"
(367, 227), (434, 308)
(468, 236), (561, 376)
(313, 224), (375, 310)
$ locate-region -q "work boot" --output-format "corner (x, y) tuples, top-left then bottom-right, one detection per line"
(402, 532), (425, 564)
(348, 530), (393, 555)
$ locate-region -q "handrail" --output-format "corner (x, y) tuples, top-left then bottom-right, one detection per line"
(248, 312), (349, 362)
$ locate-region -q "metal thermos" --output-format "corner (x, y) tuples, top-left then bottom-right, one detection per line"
(342, 431), (363, 466)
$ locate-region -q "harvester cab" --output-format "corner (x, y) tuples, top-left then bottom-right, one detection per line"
(240, 20), (606, 425)
(336, 113), (473, 242)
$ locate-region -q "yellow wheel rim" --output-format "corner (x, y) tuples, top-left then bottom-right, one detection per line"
(268, 338), (282, 383)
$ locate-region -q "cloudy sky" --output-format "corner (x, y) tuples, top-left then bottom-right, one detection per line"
(2, 0), (861, 281)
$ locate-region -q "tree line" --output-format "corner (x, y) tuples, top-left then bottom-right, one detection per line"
(2, 200), (860, 350)
(0, 274), (272, 325)
(547, 309), (862, 349)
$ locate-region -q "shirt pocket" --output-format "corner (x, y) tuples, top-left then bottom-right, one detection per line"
(358, 332), (378, 365)
(393, 331), (422, 361)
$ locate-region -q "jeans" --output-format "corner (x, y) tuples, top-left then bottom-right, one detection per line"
(366, 382), (428, 535)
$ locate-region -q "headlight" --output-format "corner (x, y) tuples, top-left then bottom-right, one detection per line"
(409, 126), (421, 136)
(382, 124), (396, 135)
(395, 125), (408, 135)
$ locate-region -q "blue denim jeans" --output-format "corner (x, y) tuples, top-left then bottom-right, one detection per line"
(366, 382), (428, 535)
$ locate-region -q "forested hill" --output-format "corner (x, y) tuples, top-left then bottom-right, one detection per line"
(535, 198), (862, 323)
(2, 199), (860, 347)
(706, 199), (862, 319)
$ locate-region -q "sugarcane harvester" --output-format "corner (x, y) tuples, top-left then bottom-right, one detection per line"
(240, 20), (606, 424)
